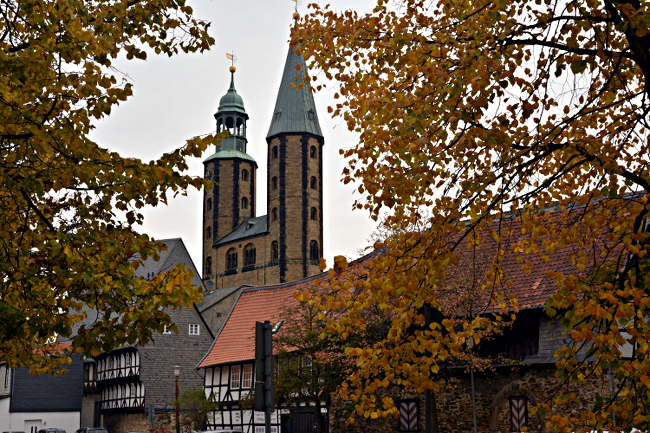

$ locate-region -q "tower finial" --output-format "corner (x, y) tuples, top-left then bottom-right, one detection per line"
(226, 51), (237, 72)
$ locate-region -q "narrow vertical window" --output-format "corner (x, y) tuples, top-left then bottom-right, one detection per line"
(310, 240), (319, 262)
(271, 241), (279, 261)
(310, 176), (317, 190)
(207, 198), (212, 211)
(310, 207), (317, 220)
(310, 146), (316, 159)
(242, 364), (253, 388)
(230, 365), (241, 388)
(242, 197), (248, 210)
(272, 208), (278, 222)
(205, 257), (212, 275)
(242, 169), (249, 182)
(272, 176), (278, 190)
(272, 146), (278, 159)
(206, 226), (212, 239)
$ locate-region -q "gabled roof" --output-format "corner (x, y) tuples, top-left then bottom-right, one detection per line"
(215, 215), (268, 246)
(266, 47), (323, 139)
(131, 237), (203, 288)
(197, 272), (326, 368)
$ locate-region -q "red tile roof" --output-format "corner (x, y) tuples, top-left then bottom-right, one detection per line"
(199, 204), (626, 367)
(198, 273), (325, 368)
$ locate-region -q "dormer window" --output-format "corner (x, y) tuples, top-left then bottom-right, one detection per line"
(275, 112), (281, 120)
(308, 109), (314, 120)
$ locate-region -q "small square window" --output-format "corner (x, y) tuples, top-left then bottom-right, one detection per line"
(189, 324), (200, 336)
(301, 357), (312, 368)
(162, 326), (172, 335)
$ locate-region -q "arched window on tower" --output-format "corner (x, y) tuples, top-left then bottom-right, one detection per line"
(206, 198), (212, 211)
(272, 146), (278, 159)
(271, 241), (279, 262)
(242, 169), (249, 182)
(242, 197), (248, 210)
(272, 177), (278, 190)
(226, 248), (238, 271)
(310, 207), (317, 221)
(272, 208), (278, 222)
(206, 226), (212, 239)
(244, 244), (256, 268)
(226, 116), (235, 135)
(310, 146), (316, 159)
(310, 176), (317, 190)
(309, 240), (319, 264)
(205, 257), (212, 275)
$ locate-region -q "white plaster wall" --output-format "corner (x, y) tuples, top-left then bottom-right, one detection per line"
(0, 411), (81, 433)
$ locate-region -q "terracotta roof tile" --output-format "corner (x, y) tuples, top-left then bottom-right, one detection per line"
(198, 273), (327, 368)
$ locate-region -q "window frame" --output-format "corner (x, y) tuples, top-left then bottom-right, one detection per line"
(189, 324), (200, 336)
(230, 365), (241, 389)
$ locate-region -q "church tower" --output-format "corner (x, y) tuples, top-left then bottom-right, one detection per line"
(203, 67), (257, 284)
(266, 47), (324, 283)
(202, 47), (324, 289)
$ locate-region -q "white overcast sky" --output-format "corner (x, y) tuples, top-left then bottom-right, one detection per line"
(90, 0), (379, 269)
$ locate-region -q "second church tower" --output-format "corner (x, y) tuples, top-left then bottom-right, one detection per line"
(202, 47), (324, 289)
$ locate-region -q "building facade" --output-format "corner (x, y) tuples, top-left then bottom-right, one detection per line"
(202, 48), (324, 290)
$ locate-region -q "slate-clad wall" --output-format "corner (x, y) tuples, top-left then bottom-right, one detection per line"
(10, 355), (84, 412)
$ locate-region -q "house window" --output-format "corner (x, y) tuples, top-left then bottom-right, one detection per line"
(301, 357), (312, 368)
(310, 207), (317, 220)
(125, 354), (132, 367)
(207, 198), (212, 211)
(189, 324), (200, 336)
(310, 146), (316, 159)
(310, 240), (319, 262)
(242, 364), (253, 388)
(226, 248), (238, 270)
(230, 365), (241, 388)
(272, 146), (278, 159)
(242, 169), (249, 182)
(310, 176), (317, 190)
(509, 395), (528, 432)
(272, 176), (278, 190)
(271, 241), (279, 261)
(244, 244), (256, 266)
(206, 226), (212, 239)
(242, 197), (248, 210)
(272, 208), (278, 222)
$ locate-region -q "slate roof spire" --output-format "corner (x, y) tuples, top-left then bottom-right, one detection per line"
(266, 47), (323, 139)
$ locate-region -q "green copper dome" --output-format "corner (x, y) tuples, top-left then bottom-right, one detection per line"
(217, 72), (247, 117)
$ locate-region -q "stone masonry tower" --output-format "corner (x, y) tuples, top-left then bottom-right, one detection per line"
(266, 47), (324, 283)
(203, 67), (257, 282)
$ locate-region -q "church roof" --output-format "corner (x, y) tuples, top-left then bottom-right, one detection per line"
(215, 215), (269, 246)
(266, 47), (323, 138)
(216, 72), (248, 118)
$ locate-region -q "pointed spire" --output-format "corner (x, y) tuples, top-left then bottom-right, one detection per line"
(266, 47), (323, 139)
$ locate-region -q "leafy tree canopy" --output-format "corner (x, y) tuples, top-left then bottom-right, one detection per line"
(295, 0), (650, 430)
(0, 0), (216, 374)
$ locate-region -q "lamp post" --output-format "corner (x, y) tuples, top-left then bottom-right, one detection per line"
(174, 365), (181, 433)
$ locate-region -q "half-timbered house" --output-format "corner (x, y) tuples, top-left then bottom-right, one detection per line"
(88, 238), (215, 432)
(197, 273), (328, 433)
